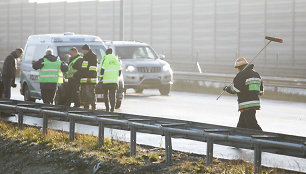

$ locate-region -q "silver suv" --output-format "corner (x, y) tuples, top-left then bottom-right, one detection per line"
(105, 41), (173, 95)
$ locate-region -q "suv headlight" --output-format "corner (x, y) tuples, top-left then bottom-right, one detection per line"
(126, 65), (136, 72)
(163, 64), (171, 72)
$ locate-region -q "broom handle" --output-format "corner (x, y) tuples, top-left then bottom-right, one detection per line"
(216, 40), (272, 100)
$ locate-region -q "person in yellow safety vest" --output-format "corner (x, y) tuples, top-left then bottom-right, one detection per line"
(100, 48), (121, 112)
(65, 47), (83, 107)
(32, 48), (68, 104)
(80, 44), (98, 110)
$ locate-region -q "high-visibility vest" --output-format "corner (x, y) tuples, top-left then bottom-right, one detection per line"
(80, 59), (98, 84)
(100, 54), (120, 84)
(38, 58), (63, 83)
(65, 55), (82, 79)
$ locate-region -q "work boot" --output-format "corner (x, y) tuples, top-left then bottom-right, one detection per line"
(110, 108), (114, 113)
(84, 104), (89, 109)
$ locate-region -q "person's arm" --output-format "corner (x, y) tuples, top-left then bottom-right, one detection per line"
(119, 70), (122, 76)
(259, 76), (264, 96)
(32, 58), (44, 70)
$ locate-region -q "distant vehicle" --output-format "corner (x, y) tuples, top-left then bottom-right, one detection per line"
(104, 41), (173, 95)
(19, 33), (124, 108)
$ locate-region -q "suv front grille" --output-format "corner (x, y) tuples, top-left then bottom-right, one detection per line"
(137, 67), (161, 73)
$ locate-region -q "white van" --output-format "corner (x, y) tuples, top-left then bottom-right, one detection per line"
(20, 33), (124, 108)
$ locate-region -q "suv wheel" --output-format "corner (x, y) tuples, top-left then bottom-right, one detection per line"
(159, 85), (171, 96)
(23, 85), (35, 102)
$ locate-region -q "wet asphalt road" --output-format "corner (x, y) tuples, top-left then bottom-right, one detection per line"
(5, 86), (306, 172)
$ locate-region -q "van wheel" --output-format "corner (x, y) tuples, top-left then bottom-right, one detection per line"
(115, 100), (122, 109)
(23, 85), (35, 102)
(159, 85), (171, 96)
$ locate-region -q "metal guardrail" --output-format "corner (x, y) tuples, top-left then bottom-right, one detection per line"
(174, 71), (306, 90)
(0, 99), (305, 173)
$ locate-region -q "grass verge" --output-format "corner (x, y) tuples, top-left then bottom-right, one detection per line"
(0, 121), (302, 174)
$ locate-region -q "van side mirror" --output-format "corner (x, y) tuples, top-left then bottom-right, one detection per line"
(159, 54), (165, 60)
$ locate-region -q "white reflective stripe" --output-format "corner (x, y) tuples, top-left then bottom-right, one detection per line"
(231, 85), (240, 93)
(39, 75), (61, 78)
(82, 61), (88, 63)
(40, 69), (59, 72)
(89, 66), (97, 69)
(102, 79), (118, 82)
(246, 78), (261, 82)
(239, 100), (260, 106)
(104, 69), (119, 72)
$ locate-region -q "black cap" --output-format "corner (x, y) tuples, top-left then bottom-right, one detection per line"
(82, 44), (90, 50)
(15, 48), (24, 54)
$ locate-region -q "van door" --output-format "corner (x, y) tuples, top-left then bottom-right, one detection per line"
(21, 44), (47, 99)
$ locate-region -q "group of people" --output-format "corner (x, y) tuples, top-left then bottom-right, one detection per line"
(2, 45), (121, 113)
(1, 47), (264, 130)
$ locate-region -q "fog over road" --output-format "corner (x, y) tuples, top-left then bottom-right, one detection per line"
(8, 86), (306, 172)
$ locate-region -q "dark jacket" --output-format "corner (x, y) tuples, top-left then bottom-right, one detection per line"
(33, 55), (68, 89)
(81, 49), (98, 79)
(226, 64), (264, 111)
(2, 51), (18, 84)
(69, 54), (83, 80)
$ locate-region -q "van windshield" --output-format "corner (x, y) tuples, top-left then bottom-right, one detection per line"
(57, 45), (106, 63)
(115, 46), (157, 60)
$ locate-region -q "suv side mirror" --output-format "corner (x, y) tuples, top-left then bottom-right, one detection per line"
(159, 54), (166, 60)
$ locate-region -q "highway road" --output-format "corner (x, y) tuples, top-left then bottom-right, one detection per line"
(6, 85), (306, 172)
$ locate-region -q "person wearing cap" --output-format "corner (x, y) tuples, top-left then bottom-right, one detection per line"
(32, 49), (68, 104)
(2, 48), (23, 99)
(99, 48), (121, 112)
(80, 44), (98, 110)
(223, 58), (263, 131)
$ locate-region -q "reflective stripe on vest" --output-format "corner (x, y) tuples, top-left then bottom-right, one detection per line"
(100, 54), (120, 84)
(238, 100), (260, 111)
(38, 58), (63, 83)
(65, 56), (82, 79)
(80, 78), (97, 84)
(82, 61), (88, 68)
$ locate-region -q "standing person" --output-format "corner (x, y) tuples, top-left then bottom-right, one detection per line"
(32, 49), (68, 104)
(65, 47), (83, 107)
(100, 48), (121, 112)
(80, 44), (98, 110)
(2, 48), (23, 99)
(223, 58), (263, 131)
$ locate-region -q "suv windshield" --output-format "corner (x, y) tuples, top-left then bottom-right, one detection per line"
(57, 45), (106, 62)
(116, 46), (157, 60)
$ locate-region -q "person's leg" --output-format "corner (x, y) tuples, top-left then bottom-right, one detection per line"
(89, 84), (96, 110)
(246, 110), (262, 131)
(41, 89), (48, 104)
(103, 84), (110, 112)
(72, 79), (81, 107)
(81, 84), (89, 109)
(2, 77), (12, 99)
(109, 83), (118, 112)
(237, 111), (248, 129)
(65, 80), (73, 106)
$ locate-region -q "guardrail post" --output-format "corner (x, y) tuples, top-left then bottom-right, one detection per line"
(17, 110), (24, 130)
(98, 121), (104, 146)
(165, 132), (172, 164)
(206, 137), (214, 165)
(254, 144), (262, 174)
(42, 113), (48, 136)
(130, 126), (136, 156)
(69, 118), (75, 141)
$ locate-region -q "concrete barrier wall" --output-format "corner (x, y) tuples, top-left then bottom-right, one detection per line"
(0, 0), (305, 77)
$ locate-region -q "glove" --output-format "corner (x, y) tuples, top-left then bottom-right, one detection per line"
(223, 86), (230, 91)
(11, 84), (17, 88)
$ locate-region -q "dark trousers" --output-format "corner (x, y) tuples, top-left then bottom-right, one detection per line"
(103, 83), (118, 112)
(66, 78), (80, 107)
(81, 84), (96, 109)
(2, 77), (12, 99)
(41, 89), (57, 105)
(237, 109), (262, 131)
